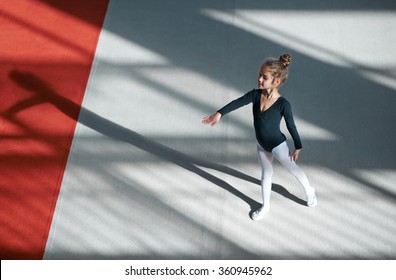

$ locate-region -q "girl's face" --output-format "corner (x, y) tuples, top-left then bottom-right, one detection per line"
(258, 67), (279, 90)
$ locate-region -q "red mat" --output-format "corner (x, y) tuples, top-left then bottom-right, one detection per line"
(0, 0), (109, 259)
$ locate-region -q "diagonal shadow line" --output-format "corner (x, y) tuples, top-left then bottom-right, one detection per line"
(209, 9), (396, 82)
(0, 9), (93, 58)
(7, 70), (305, 210)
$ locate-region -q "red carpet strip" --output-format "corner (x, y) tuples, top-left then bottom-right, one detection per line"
(0, 0), (109, 259)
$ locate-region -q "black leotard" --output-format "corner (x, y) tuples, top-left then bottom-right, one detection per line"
(217, 89), (302, 152)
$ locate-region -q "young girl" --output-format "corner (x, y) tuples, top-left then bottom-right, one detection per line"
(202, 54), (317, 220)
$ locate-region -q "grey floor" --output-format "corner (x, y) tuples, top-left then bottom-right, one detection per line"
(44, 0), (396, 259)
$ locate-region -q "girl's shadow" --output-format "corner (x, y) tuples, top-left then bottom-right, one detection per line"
(7, 70), (306, 214)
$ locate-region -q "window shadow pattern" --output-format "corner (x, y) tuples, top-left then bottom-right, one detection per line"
(2, 0), (396, 259)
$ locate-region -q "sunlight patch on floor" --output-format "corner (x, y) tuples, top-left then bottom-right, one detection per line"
(202, 9), (396, 90)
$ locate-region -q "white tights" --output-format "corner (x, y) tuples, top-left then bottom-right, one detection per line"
(257, 141), (314, 211)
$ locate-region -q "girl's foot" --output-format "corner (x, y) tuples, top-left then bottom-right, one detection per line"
(307, 193), (317, 207)
(250, 206), (269, 220)
(306, 187), (317, 208)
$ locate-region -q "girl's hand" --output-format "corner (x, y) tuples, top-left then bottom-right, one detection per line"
(202, 112), (221, 126)
(290, 149), (301, 161)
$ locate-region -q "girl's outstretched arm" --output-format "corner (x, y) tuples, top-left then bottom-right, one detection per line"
(203, 89), (255, 127)
(202, 112), (222, 126)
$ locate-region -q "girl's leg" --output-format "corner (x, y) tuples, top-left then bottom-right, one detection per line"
(251, 143), (274, 220)
(272, 141), (317, 207)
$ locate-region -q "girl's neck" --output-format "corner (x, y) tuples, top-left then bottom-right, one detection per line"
(262, 88), (280, 99)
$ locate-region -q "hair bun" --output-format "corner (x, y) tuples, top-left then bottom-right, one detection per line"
(279, 54), (291, 68)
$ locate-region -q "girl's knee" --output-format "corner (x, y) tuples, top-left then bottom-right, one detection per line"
(261, 168), (273, 180)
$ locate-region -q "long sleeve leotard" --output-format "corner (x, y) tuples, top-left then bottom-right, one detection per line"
(217, 89), (302, 152)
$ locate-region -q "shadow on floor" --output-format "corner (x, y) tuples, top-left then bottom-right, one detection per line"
(8, 70), (307, 213)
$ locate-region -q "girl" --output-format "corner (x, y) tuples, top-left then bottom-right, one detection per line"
(202, 54), (317, 220)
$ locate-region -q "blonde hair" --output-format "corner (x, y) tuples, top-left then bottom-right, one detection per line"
(262, 54), (291, 85)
